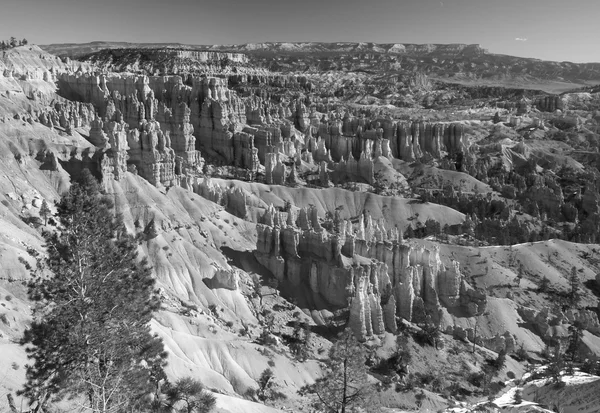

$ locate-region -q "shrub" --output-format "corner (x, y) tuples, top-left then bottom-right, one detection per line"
(256, 329), (278, 346)
(514, 389), (523, 404)
(468, 372), (486, 387)
(244, 388), (257, 400)
(514, 344), (528, 361)
(20, 215), (42, 228)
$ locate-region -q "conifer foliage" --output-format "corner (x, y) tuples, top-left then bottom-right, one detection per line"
(301, 330), (372, 413)
(20, 171), (167, 412)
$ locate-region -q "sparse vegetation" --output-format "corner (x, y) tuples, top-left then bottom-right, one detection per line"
(0, 37), (27, 49)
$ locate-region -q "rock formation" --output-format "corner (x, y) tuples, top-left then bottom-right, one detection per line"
(192, 177), (248, 218)
(254, 205), (486, 340)
(54, 71), (472, 192)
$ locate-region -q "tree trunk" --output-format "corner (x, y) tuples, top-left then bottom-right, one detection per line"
(341, 358), (347, 413)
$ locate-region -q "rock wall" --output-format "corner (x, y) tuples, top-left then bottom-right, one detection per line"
(534, 95), (565, 112)
(254, 205), (486, 340)
(310, 114), (466, 162)
(192, 177), (248, 218)
(53, 70), (475, 195)
(56, 73), (206, 185)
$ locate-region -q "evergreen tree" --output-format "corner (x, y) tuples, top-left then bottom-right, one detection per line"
(22, 38), (28, 45)
(39, 199), (51, 226)
(163, 377), (216, 413)
(539, 276), (550, 293)
(9, 36), (17, 47)
(493, 111), (501, 124)
(20, 170), (167, 412)
(256, 368), (275, 401)
(300, 330), (372, 413)
(568, 266), (581, 309)
(514, 389), (523, 404)
(565, 321), (584, 374)
(405, 224), (415, 239)
(545, 343), (564, 384)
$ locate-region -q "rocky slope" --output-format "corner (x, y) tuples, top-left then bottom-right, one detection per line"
(0, 42), (599, 412)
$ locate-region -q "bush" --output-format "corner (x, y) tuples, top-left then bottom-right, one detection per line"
(20, 215), (42, 228)
(416, 372), (436, 387)
(488, 350), (507, 372)
(255, 329), (278, 346)
(468, 372), (486, 387)
(513, 345), (528, 361)
(430, 376), (447, 393)
(514, 389), (523, 404)
(244, 388), (257, 400)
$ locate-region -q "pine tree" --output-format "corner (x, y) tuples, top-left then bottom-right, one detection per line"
(39, 199), (51, 226)
(20, 170), (167, 412)
(514, 389), (523, 404)
(163, 377), (216, 413)
(9, 36), (17, 48)
(565, 321), (584, 374)
(493, 111), (501, 124)
(300, 330), (373, 413)
(545, 343), (564, 384)
(568, 266), (581, 309)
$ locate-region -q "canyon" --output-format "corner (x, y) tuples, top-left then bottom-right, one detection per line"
(0, 42), (600, 413)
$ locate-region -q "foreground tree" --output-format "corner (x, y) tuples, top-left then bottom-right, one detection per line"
(20, 171), (167, 412)
(301, 330), (373, 413)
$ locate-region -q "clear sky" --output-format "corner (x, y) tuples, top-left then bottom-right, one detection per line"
(1, 0), (599, 63)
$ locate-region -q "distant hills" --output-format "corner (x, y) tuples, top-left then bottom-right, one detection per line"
(41, 41), (600, 94)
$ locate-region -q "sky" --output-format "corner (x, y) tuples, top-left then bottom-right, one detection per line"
(1, 0), (599, 63)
